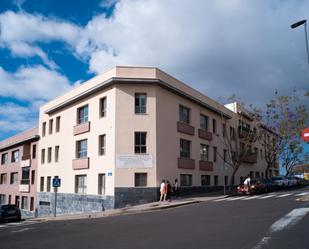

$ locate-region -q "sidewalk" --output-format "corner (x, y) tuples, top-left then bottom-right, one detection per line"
(34, 192), (228, 222)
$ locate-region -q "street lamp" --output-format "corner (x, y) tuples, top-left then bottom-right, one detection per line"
(291, 19), (309, 67)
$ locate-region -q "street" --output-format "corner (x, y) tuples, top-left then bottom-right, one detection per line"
(0, 187), (308, 249)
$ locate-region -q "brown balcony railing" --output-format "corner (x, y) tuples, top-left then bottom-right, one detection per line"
(178, 158), (195, 169)
(198, 129), (213, 141)
(74, 121), (90, 136)
(22, 154), (31, 160)
(199, 160), (214, 171)
(177, 122), (195, 136)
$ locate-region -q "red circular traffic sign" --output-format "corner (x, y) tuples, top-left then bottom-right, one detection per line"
(302, 127), (309, 142)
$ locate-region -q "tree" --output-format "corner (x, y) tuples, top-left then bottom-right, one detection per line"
(260, 90), (308, 176)
(214, 99), (261, 188)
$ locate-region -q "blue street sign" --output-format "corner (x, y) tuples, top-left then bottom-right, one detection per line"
(52, 177), (61, 188)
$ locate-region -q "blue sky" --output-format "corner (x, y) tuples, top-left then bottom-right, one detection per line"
(0, 0), (309, 142)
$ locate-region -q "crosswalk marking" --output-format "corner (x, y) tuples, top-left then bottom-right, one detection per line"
(276, 193), (292, 198)
(213, 191), (308, 203)
(0, 220), (38, 229)
(295, 192), (309, 196)
(259, 194), (276, 199)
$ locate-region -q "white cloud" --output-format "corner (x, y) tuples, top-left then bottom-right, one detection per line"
(0, 65), (71, 102)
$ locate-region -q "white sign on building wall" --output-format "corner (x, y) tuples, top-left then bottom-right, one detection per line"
(116, 155), (154, 169)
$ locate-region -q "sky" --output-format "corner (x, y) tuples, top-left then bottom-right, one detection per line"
(0, 0), (309, 141)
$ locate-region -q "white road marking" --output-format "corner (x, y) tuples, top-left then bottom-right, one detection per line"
(226, 196), (247, 201)
(295, 192), (309, 196)
(242, 196), (259, 200)
(214, 198), (228, 202)
(270, 208), (309, 232)
(259, 194), (276, 199)
(276, 193), (292, 198)
(252, 208), (309, 249)
(11, 227), (32, 233)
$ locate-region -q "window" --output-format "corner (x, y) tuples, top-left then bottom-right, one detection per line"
(135, 93), (147, 114)
(224, 176), (228, 185)
(77, 105), (88, 124)
(11, 150), (19, 163)
(48, 147), (52, 163)
(1, 153), (8, 165)
(230, 126), (235, 139)
(40, 177), (44, 192)
(201, 175), (211, 186)
(200, 144), (209, 161)
(47, 176), (51, 192)
(0, 173), (7, 184)
(42, 122), (46, 137)
(55, 146), (59, 162)
(134, 132), (147, 154)
(212, 119), (217, 134)
(260, 149), (263, 159)
(76, 139), (88, 158)
(56, 116), (61, 132)
(21, 167), (30, 184)
(213, 147), (217, 162)
(75, 175), (87, 194)
(200, 114), (208, 130)
(214, 175), (218, 186)
(135, 173), (147, 187)
(30, 197), (34, 211)
(32, 144), (36, 159)
(21, 196), (28, 210)
(31, 170), (35, 185)
(49, 119), (53, 134)
(222, 123), (226, 137)
(180, 139), (190, 158)
(98, 135), (106, 156)
(41, 149), (45, 164)
(10, 172), (18, 184)
(15, 196), (20, 207)
(100, 97), (107, 117)
(180, 174), (192, 186)
(8, 195), (11, 204)
(0, 194), (5, 205)
(223, 149), (228, 162)
(179, 105), (190, 124)
(98, 174), (106, 195)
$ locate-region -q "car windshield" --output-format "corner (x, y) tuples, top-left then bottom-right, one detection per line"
(1, 205), (17, 211)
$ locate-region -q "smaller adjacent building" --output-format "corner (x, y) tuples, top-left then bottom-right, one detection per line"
(0, 128), (39, 217)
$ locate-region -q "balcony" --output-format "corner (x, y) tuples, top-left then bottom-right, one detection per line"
(238, 126), (251, 139)
(178, 158), (195, 169)
(177, 122), (195, 136)
(21, 154), (31, 160)
(19, 179), (30, 192)
(198, 129), (213, 141)
(199, 160), (213, 171)
(21, 159), (31, 167)
(72, 157), (89, 170)
(242, 152), (258, 164)
(74, 121), (90, 136)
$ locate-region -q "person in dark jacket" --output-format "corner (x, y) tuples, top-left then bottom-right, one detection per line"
(165, 181), (172, 201)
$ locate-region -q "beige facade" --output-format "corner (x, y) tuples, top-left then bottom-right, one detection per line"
(36, 66), (278, 214)
(0, 128), (39, 216)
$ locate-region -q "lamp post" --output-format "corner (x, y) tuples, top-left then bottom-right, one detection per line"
(291, 19), (309, 67)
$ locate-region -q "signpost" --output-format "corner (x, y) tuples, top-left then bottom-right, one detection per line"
(302, 127), (309, 143)
(52, 177), (61, 217)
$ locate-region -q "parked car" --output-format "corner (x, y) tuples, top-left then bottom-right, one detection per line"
(286, 177), (298, 187)
(272, 176), (289, 188)
(237, 178), (267, 194)
(0, 205), (21, 223)
(262, 178), (276, 192)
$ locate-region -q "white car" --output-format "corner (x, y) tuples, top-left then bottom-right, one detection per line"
(272, 176), (289, 187)
(286, 177), (298, 186)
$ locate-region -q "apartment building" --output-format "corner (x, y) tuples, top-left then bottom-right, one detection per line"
(0, 128), (39, 217)
(35, 66), (279, 216)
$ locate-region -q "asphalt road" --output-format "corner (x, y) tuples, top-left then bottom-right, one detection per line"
(0, 187), (308, 249)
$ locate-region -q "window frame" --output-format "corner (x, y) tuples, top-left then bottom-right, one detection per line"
(180, 174), (192, 187)
(75, 175), (87, 194)
(179, 105), (190, 124)
(76, 139), (88, 158)
(77, 105), (89, 124)
(200, 114), (208, 130)
(100, 97), (107, 117)
(200, 144), (209, 161)
(135, 93), (147, 114)
(180, 139), (191, 158)
(11, 150), (19, 163)
(1, 153), (8, 165)
(98, 134), (106, 156)
(134, 132), (147, 154)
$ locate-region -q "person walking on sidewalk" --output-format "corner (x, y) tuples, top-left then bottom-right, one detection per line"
(165, 181), (172, 202)
(173, 178), (179, 198)
(160, 180), (166, 201)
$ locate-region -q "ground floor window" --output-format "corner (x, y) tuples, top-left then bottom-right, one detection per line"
(180, 174), (192, 186)
(40, 177), (44, 192)
(21, 196), (28, 210)
(98, 174), (106, 195)
(214, 175), (218, 186)
(135, 173), (147, 187)
(47, 176), (51, 192)
(201, 175), (211, 186)
(0, 194), (5, 205)
(224, 176), (228, 186)
(30, 197), (34, 211)
(75, 175), (87, 194)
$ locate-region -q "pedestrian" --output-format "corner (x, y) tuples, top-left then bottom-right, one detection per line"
(160, 180), (166, 201)
(173, 178), (179, 198)
(165, 181), (172, 201)
(243, 175), (251, 194)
